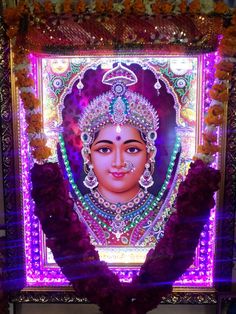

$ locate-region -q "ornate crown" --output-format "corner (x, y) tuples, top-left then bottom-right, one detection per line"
(79, 63), (159, 145)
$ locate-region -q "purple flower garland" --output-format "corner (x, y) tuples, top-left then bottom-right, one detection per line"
(31, 159), (220, 314)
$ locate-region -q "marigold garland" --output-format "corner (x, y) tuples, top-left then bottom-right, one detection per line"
(44, 0), (54, 14)
(63, 0), (72, 13)
(33, 1), (42, 15)
(32, 146), (52, 162)
(189, 0), (201, 14)
(3, 0), (235, 18)
(194, 11), (236, 162)
(151, 0), (161, 14)
(21, 92), (40, 110)
(161, 2), (173, 14)
(30, 138), (47, 148)
(133, 0), (146, 15)
(76, 0), (86, 14)
(3, 8), (52, 162)
(215, 69), (232, 80)
(124, 0), (132, 14)
(214, 1), (230, 14)
(179, 0), (187, 14)
(106, 0), (113, 14)
(95, 0), (106, 14)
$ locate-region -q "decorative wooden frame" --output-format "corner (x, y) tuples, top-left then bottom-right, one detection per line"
(217, 293), (236, 314)
(1, 9), (236, 305)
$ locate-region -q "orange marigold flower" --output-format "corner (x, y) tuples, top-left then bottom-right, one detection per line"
(63, 0), (72, 13)
(32, 146), (52, 161)
(133, 0), (145, 14)
(208, 104), (224, 116)
(231, 13), (236, 25)
(224, 26), (236, 37)
(209, 89), (228, 102)
(26, 113), (43, 133)
(152, 0), (161, 14)
(76, 0), (86, 13)
(26, 122), (43, 134)
(179, 0), (187, 14)
(15, 68), (28, 78)
(15, 70), (31, 87)
(44, 0), (54, 14)
(214, 1), (229, 14)
(220, 37), (236, 47)
(197, 142), (220, 155)
(189, 0), (201, 13)
(26, 113), (42, 124)
(124, 0), (132, 14)
(30, 138), (47, 148)
(21, 92), (40, 110)
(205, 107), (224, 126)
(105, 0), (113, 13)
(13, 53), (28, 65)
(161, 2), (173, 14)
(215, 60), (234, 72)
(3, 7), (20, 25)
(18, 3), (28, 15)
(16, 76), (35, 88)
(95, 0), (105, 13)
(212, 83), (227, 92)
(33, 1), (43, 15)
(215, 70), (232, 80)
(7, 26), (18, 39)
(218, 44), (236, 57)
(12, 45), (27, 54)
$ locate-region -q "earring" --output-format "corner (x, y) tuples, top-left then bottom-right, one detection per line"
(139, 163), (154, 192)
(83, 164), (98, 190)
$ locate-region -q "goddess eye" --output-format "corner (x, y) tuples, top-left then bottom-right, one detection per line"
(97, 147), (111, 154)
(126, 147), (141, 154)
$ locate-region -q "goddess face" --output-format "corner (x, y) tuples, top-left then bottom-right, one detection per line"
(169, 58), (192, 76)
(49, 58), (69, 74)
(90, 125), (148, 203)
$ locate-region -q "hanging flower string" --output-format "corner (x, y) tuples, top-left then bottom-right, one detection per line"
(194, 12), (236, 163)
(13, 47), (52, 161)
(4, 3), (52, 162)
(3, 0), (234, 18)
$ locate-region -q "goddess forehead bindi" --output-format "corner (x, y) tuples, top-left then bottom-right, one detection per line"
(116, 135), (121, 141)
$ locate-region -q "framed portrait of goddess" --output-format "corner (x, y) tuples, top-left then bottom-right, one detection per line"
(6, 51), (228, 297)
(42, 56), (197, 272)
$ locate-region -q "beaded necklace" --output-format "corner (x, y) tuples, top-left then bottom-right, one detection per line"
(84, 189), (155, 239)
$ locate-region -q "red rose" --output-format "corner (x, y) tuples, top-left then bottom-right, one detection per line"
(31, 162), (68, 205)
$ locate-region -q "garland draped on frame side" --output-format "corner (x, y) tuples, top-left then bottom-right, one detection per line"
(32, 160), (220, 314)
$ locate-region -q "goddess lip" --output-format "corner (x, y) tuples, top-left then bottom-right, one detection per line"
(110, 172), (126, 178)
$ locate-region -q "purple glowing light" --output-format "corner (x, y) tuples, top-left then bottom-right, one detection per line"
(20, 54), (218, 287)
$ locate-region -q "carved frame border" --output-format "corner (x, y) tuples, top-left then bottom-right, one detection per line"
(1, 15), (235, 305)
(0, 16), (25, 294)
(214, 65), (236, 292)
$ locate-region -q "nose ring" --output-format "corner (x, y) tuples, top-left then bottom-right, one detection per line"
(123, 161), (135, 172)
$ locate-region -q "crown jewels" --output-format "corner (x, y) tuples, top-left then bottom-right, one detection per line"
(79, 63), (159, 143)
